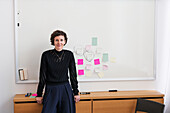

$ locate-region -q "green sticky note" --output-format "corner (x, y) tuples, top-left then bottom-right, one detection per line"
(29, 96), (36, 98)
(103, 53), (108, 62)
(92, 37), (97, 46)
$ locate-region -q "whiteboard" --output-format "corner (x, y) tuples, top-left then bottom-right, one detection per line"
(14, 0), (155, 82)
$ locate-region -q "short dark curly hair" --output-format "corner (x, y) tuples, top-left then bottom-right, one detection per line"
(50, 30), (68, 46)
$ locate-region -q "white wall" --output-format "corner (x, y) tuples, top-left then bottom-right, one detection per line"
(0, 0), (38, 113)
(156, 0), (170, 93)
(0, 0), (15, 113)
(0, 0), (168, 113)
(156, 0), (170, 112)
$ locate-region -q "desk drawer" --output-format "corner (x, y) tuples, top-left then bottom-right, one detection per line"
(93, 99), (136, 113)
(76, 101), (92, 113)
(14, 102), (43, 113)
(14, 101), (91, 113)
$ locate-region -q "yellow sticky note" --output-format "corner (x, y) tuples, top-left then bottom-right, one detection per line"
(85, 71), (92, 77)
(95, 67), (102, 73)
(98, 72), (104, 78)
(110, 57), (116, 63)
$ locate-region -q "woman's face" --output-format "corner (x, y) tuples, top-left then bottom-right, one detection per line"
(54, 35), (66, 51)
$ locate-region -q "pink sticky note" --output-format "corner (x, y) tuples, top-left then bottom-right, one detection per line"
(85, 45), (91, 51)
(94, 59), (100, 65)
(32, 93), (37, 96)
(78, 59), (83, 65)
(78, 69), (84, 75)
(86, 64), (92, 70)
(103, 65), (108, 70)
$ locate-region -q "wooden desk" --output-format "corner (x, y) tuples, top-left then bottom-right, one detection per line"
(14, 90), (164, 113)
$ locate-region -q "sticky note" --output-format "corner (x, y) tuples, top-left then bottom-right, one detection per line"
(29, 96), (36, 98)
(110, 57), (116, 63)
(32, 93), (37, 96)
(96, 48), (102, 54)
(85, 45), (92, 51)
(94, 67), (102, 72)
(84, 52), (94, 62)
(103, 65), (108, 70)
(78, 59), (83, 65)
(94, 59), (100, 65)
(78, 69), (84, 75)
(85, 71), (91, 77)
(76, 48), (84, 55)
(98, 72), (104, 78)
(86, 64), (92, 70)
(103, 53), (108, 62)
(92, 37), (97, 46)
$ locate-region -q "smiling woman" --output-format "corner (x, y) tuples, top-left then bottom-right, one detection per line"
(54, 36), (65, 51)
(36, 30), (80, 113)
(51, 31), (67, 51)
(14, 0), (156, 83)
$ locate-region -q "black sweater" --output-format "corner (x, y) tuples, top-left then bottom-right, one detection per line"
(37, 49), (79, 97)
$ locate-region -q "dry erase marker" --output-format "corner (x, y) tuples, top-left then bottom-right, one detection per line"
(109, 90), (117, 92)
(80, 92), (90, 94)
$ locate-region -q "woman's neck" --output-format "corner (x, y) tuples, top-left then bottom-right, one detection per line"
(55, 48), (63, 52)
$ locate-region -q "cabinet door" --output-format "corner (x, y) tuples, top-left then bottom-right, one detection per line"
(76, 101), (91, 113)
(93, 98), (164, 113)
(93, 99), (136, 113)
(14, 103), (43, 113)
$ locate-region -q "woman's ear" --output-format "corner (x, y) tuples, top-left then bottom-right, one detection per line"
(64, 40), (66, 46)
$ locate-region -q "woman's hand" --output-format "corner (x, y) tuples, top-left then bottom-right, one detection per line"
(74, 95), (80, 102)
(36, 97), (43, 104)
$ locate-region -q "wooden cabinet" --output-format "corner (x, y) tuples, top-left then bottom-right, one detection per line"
(14, 90), (164, 113)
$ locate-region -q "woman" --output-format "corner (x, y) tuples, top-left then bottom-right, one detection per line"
(36, 30), (80, 113)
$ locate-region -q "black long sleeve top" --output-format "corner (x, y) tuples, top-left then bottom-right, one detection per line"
(37, 49), (79, 97)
